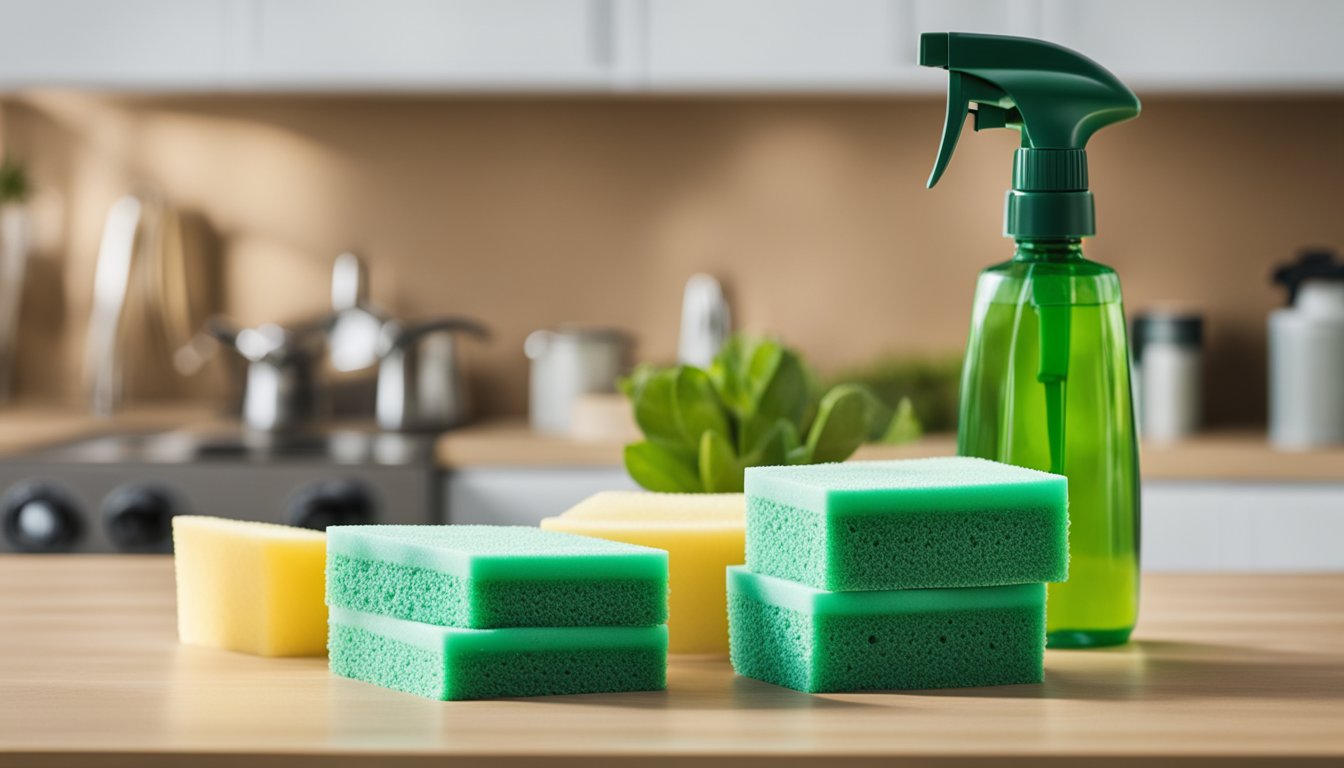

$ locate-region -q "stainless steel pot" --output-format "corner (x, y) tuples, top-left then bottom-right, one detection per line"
(524, 327), (632, 435)
(375, 317), (489, 432)
(206, 317), (325, 432)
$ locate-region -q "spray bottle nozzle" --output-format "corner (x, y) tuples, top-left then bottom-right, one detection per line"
(920, 32), (1140, 238)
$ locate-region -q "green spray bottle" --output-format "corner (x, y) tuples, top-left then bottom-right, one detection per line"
(921, 32), (1141, 648)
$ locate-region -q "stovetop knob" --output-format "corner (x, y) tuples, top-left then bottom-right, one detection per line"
(287, 479), (375, 531)
(103, 486), (176, 552)
(2, 483), (82, 553)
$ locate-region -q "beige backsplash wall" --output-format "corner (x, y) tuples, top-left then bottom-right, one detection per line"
(2, 93), (1342, 425)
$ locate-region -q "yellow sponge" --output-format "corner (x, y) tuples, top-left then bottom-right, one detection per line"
(172, 516), (327, 657)
(541, 492), (744, 654)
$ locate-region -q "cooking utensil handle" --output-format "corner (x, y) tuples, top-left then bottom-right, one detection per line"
(331, 251), (369, 311)
(392, 317), (490, 348)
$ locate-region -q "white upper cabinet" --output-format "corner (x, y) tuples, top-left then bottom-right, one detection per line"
(640, 0), (1344, 93)
(0, 0), (1339, 93)
(640, 0), (1040, 92)
(236, 0), (626, 90)
(1040, 0), (1344, 92)
(642, 0), (911, 90)
(0, 0), (629, 91)
(908, 0), (1042, 43)
(0, 0), (232, 88)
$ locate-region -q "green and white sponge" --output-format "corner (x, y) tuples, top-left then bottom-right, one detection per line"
(745, 457), (1068, 591)
(329, 607), (667, 700)
(727, 566), (1045, 693)
(326, 525), (668, 628)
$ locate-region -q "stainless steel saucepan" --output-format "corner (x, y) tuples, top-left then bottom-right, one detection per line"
(204, 316), (327, 432)
(375, 317), (489, 432)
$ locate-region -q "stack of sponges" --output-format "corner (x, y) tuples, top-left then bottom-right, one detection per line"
(325, 525), (669, 700)
(729, 457), (1068, 693)
(541, 491), (745, 654)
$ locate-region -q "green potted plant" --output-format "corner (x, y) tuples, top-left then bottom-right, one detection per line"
(621, 336), (918, 492)
(0, 156), (32, 404)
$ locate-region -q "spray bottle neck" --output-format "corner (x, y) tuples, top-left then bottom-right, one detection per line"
(1005, 150), (1095, 240)
(1014, 238), (1083, 263)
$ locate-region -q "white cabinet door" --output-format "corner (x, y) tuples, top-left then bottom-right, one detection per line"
(1040, 0), (1344, 91)
(642, 0), (1047, 92)
(912, 0), (1041, 39)
(0, 0), (230, 88)
(644, 0), (913, 90)
(1142, 482), (1344, 571)
(444, 468), (638, 526)
(237, 0), (620, 89)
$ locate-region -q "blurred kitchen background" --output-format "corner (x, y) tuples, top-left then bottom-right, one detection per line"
(0, 1), (1340, 567)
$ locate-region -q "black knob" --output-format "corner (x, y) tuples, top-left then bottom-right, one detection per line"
(103, 486), (176, 552)
(286, 479), (375, 531)
(2, 483), (82, 553)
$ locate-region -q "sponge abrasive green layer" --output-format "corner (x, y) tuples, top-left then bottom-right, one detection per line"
(328, 607), (667, 701)
(327, 553), (663, 628)
(727, 567), (1045, 693)
(326, 525), (668, 628)
(745, 458), (1067, 591)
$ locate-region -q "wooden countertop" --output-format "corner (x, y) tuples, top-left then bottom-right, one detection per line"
(1, 557), (1341, 767)
(437, 420), (1344, 482)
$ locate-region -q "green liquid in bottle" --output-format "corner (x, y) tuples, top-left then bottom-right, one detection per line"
(958, 240), (1140, 648)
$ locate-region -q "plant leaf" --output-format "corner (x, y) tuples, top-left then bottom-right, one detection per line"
(746, 419), (799, 467)
(736, 410), (776, 456)
(824, 353), (963, 433)
(753, 345), (810, 426)
(625, 441), (702, 493)
(699, 430), (743, 493)
(746, 339), (783, 395)
(881, 396), (924, 444)
(0, 156), (32, 204)
(619, 362), (659, 399)
(806, 384), (878, 464)
(632, 368), (689, 449)
(708, 336), (755, 416)
(673, 366), (731, 447)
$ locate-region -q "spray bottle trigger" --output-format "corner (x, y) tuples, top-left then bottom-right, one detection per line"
(926, 73), (1011, 189)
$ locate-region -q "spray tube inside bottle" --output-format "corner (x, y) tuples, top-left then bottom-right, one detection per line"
(922, 32), (1142, 648)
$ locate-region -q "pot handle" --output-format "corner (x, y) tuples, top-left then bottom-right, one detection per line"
(380, 316), (490, 355)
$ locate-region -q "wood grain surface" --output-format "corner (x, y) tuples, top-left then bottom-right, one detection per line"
(1, 557), (1341, 767)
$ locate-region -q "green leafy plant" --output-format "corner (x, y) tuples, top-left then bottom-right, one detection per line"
(0, 157), (31, 204)
(829, 353), (962, 435)
(621, 336), (914, 493)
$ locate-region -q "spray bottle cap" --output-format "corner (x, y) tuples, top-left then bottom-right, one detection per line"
(920, 32), (1140, 239)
